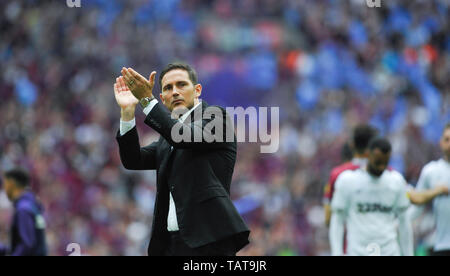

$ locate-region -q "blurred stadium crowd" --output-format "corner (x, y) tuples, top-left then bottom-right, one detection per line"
(0, 0), (448, 255)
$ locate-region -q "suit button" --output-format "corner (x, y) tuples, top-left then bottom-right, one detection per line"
(170, 186), (174, 192)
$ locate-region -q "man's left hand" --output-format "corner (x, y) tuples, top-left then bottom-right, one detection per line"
(435, 185), (449, 196)
(121, 67), (157, 100)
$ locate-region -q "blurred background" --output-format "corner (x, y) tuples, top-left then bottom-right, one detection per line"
(0, 0), (448, 255)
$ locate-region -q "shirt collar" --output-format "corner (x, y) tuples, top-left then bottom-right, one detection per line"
(13, 190), (32, 207)
(352, 157), (368, 168)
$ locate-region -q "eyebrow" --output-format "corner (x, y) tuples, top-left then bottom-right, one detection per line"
(163, 81), (188, 90)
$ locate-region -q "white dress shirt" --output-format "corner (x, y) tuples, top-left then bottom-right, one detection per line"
(120, 99), (202, 232)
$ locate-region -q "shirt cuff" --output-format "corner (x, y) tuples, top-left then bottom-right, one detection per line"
(120, 118), (136, 136)
(143, 99), (159, 116)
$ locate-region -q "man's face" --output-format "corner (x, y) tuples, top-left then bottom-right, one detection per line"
(2, 177), (14, 201)
(440, 128), (450, 160)
(160, 69), (201, 112)
(367, 149), (391, 177)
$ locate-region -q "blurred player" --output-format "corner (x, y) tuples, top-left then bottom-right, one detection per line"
(0, 169), (47, 256)
(329, 137), (413, 256)
(410, 123), (450, 256)
(324, 125), (378, 227)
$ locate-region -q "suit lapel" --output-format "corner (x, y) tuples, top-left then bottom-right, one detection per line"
(158, 139), (175, 188)
(157, 101), (209, 187)
(189, 100), (208, 123)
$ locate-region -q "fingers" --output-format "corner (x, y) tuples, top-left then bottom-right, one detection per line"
(114, 77), (123, 92)
(121, 67), (134, 86)
(129, 68), (148, 84)
(114, 81), (119, 93)
(114, 82), (118, 96)
(116, 77), (123, 92)
(118, 76), (128, 91)
(113, 83), (120, 102)
(149, 71), (157, 87)
(121, 67), (156, 88)
(119, 68), (156, 98)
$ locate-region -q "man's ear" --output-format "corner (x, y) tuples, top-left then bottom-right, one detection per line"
(194, 84), (202, 98)
(159, 93), (164, 104)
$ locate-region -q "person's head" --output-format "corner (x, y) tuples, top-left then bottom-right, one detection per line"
(441, 123), (450, 161)
(2, 169), (30, 201)
(367, 137), (392, 177)
(353, 125), (378, 157)
(159, 63), (202, 113)
(341, 142), (354, 163)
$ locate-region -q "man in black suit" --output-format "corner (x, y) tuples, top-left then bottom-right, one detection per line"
(114, 63), (250, 256)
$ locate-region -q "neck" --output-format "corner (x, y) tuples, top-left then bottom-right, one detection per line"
(192, 98), (200, 108)
(366, 165), (381, 178)
(183, 99), (200, 112)
(12, 188), (26, 202)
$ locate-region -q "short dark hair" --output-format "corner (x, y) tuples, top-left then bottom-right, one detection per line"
(159, 63), (198, 90)
(4, 168), (30, 188)
(353, 125), (378, 154)
(368, 137), (392, 154)
(341, 142), (354, 162)
(445, 123), (450, 131)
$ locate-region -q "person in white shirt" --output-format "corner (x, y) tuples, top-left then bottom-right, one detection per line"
(410, 123), (450, 256)
(330, 137), (413, 256)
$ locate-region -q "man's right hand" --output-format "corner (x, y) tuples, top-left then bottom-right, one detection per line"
(114, 76), (139, 121)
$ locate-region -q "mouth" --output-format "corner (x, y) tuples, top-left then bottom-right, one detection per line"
(172, 99), (184, 105)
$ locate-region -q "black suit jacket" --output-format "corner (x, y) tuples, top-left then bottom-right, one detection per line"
(116, 100), (250, 256)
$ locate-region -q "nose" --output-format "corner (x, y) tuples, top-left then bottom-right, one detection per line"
(172, 86), (180, 96)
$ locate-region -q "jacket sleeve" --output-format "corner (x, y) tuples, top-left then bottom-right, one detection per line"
(11, 210), (36, 256)
(116, 126), (159, 170)
(144, 103), (235, 150)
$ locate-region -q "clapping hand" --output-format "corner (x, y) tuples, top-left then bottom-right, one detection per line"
(120, 67), (156, 101)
